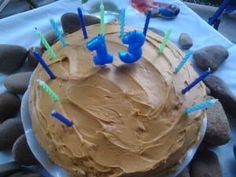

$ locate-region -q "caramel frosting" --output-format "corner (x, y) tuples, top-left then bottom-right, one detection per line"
(29, 24), (206, 177)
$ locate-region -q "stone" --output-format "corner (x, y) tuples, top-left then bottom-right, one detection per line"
(8, 171), (25, 177)
(190, 150), (222, 177)
(61, 13), (100, 34)
(0, 162), (20, 177)
(193, 45), (229, 71)
(178, 33), (193, 50)
(0, 118), (24, 150)
(176, 167), (190, 177)
(203, 96), (231, 146)
(40, 31), (58, 49)
(206, 87), (211, 95)
(28, 0), (56, 7)
(204, 75), (236, 117)
(27, 47), (44, 68)
(0, 44), (27, 73)
(24, 173), (43, 177)
(4, 72), (32, 94)
(149, 27), (165, 37)
(12, 134), (38, 166)
(234, 144), (236, 159)
(0, 93), (21, 123)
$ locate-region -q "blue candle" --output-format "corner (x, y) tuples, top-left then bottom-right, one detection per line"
(182, 68), (211, 94)
(118, 30), (145, 63)
(51, 110), (73, 127)
(185, 99), (218, 114)
(77, 8), (88, 39)
(49, 18), (67, 47)
(33, 52), (56, 80)
(175, 50), (192, 73)
(86, 34), (113, 65)
(143, 10), (152, 36)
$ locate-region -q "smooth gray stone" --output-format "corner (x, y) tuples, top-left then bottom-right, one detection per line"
(190, 150), (222, 177)
(4, 72), (32, 94)
(149, 27), (165, 37)
(0, 118), (24, 150)
(61, 13), (100, 34)
(0, 45), (27, 73)
(204, 75), (236, 117)
(178, 33), (193, 50)
(12, 135), (38, 166)
(0, 93), (20, 123)
(176, 167), (190, 177)
(0, 162), (20, 177)
(193, 45), (229, 71)
(204, 96), (231, 146)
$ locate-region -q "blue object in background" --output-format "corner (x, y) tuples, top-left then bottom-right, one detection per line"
(86, 34), (113, 66)
(119, 30), (145, 64)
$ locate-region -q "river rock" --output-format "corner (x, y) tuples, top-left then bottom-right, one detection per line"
(176, 167), (190, 177)
(0, 44), (27, 73)
(0, 162), (20, 177)
(0, 93), (20, 123)
(204, 96), (231, 146)
(12, 134), (38, 166)
(178, 33), (193, 50)
(0, 118), (24, 150)
(61, 13), (100, 34)
(190, 150), (222, 177)
(8, 171), (25, 177)
(193, 45), (229, 71)
(27, 47), (43, 68)
(204, 75), (236, 117)
(4, 72), (32, 94)
(234, 144), (236, 159)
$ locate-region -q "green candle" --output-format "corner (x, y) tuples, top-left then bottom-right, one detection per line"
(35, 28), (57, 60)
(100, 2), (105, 34)
(159, 29), (172, 54)
(37, 79), (60, 102)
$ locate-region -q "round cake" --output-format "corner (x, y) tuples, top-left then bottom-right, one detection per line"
(29, 24), (206, 177)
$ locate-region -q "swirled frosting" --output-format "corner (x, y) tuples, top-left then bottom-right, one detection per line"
(29, 24), (206, 177)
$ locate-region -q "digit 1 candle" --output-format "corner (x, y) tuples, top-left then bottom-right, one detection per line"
(49, 18), (67, 47)
(100, 2), (105, 34)
(118, 30), (145, 63)
(182, 68), (211, 94)
(77, 8), (88, 39)
(33, 52), (56, 80)
(37, 79), (60, 102)
(35, 28), (57, 60)
(119, 8), (126, 38)
(159, 29), (172, 54)
(143, 10), (152, 36)
(185, 99), (218, 115)
(86, 34), (113, 65)
(51, 110), (73, 127)
(175, 50), (192, 73)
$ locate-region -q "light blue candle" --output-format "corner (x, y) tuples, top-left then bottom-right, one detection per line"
(49, 18), (67, 47)
(119, 8), (126, 38)
(185, 99), (218, 114)
(175, 50), (192, 73)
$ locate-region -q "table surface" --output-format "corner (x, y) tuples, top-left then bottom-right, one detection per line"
(0, 0), (235, 176)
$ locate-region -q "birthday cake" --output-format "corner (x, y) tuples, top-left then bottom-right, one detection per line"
(28, 24), (206, 177)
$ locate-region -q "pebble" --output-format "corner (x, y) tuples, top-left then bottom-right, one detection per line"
(12, 134), (38, 166)
(27, 47), (43, 68)
(0, 93), (21, 123)
(4, 72), (32, 94)
(204, 75), (236, 117)
(204, 96), (231, 146)
(176, 167), (190, 177)
(61, 13), (100, 34)
(0, 118), (24, 150)
(8, 171), (25, 177)
(40, 31), (58, 49)
(178, 33), (193, 50)
(193, 45), (229, 71)
(0, 162), (20, 177)
(234, 144), (236, 159)
(149, 27), (165, 37)
(190, 150), (222, 177)
(0, 44), (27, 73)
